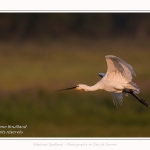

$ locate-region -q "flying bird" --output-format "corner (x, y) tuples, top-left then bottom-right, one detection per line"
(56, 55), (148, 107)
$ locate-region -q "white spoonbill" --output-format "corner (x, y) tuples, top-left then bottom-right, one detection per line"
(56, 55), (148, 107)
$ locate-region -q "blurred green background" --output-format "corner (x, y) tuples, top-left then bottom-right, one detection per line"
(0, 13), (150, 137)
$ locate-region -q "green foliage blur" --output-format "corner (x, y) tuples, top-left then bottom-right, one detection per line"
(0, 13), (150, 137)
(1, 13), (150, 40)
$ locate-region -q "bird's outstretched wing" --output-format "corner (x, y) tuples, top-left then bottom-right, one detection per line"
(111, 92), (123, 106)
(105, 55), (136, 82)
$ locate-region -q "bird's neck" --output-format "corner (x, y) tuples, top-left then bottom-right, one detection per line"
(85, 82), (103, 91)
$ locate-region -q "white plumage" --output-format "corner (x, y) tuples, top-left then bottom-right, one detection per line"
(56, 55), (148, 107)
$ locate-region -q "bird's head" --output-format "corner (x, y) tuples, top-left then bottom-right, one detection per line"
(55, 84), (87, 92)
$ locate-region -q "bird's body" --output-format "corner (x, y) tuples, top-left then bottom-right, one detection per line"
(56, 55), (148, 107)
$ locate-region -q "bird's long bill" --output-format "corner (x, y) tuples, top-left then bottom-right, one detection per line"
(55, 86), (77, 92)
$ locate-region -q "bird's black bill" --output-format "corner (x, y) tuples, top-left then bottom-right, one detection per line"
(55, 86), (77, 92)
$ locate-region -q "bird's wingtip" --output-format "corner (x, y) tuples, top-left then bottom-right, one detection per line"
(98, 73), (106, 78)
(105, 55), (116, 59)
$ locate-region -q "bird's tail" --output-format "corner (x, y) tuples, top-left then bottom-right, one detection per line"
(123, 89), (148, 107)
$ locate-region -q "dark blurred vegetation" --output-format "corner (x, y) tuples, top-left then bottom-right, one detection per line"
(1, 13), (150, 41)
(0, 13), (150, 137)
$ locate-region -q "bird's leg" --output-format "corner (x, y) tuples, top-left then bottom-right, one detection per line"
(123, 89), (148, 107)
